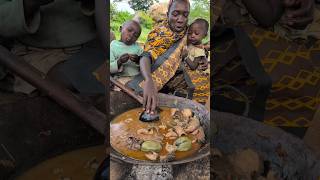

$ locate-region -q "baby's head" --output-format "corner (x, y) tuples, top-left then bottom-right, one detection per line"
(187, 18), (209, 45)
(120, 20), (141, 45)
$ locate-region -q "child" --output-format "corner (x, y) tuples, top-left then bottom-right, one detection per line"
(110, 20), (143, 86)
(183, 18), (209, 75)
(182, 18), (210, 104)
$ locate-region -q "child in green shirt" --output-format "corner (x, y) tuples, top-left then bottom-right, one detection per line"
(110, 20), (143, 83)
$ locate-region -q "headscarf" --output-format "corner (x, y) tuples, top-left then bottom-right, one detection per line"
(168, 0), (190, 12)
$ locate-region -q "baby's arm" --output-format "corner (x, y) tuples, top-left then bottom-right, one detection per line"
(182, 47), (198, 69)
(241, 0), (284, 27)
(203, 42), (210, 51)
(198, 56), (209, 71)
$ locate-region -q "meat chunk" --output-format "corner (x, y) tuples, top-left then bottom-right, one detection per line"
(145, 152), (158, 161)
(192, 127), (205, 143)
(174, 126), (186, 137)
(165, 128), (178, 138)
(165, 142), (177, 153)
(185, 116), (200, 133)
(137, 128), (154, 135)
(126, 136), (143, 150)
(181, 108), (193, 118)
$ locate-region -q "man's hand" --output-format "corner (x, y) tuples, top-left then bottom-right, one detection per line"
(129, 54), (140, 63)
(283, 0), (314, 29)
(143, 79), (158, 114)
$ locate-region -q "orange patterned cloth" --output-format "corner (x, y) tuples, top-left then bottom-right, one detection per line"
(143, 20), (186, 62)
(137, 19), (188, 92)
(213, 0), (320, 127)
(183, 45), (210, 103)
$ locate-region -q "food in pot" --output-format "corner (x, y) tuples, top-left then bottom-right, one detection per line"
(175, 136), (192, 151)
(110, 107), (206, 162)
(141, 140), (162, 152)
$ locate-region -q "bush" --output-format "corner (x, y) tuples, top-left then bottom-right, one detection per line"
(136, 11), (154, 29)
(189, 1), (210, 24)
(110, 3), (152, 42)
(128, 0), (158, 12)
(110, 5), (134, 32)
(189, 0), (210, 41)
(110, 2), (116, 16)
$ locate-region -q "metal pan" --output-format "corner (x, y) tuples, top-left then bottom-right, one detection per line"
(110, 92), (210, 165)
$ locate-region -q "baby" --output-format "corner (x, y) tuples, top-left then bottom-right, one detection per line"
(183, 18), (209, 74)
(181, 18), (210, 104)
(110, 20), (143, 86)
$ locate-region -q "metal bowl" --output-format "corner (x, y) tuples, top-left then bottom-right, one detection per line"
(109, 92), (210, 165)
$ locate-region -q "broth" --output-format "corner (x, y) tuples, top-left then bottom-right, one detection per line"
(110, 107), (202, 161)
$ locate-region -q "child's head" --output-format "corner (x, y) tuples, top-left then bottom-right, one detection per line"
(120, 20), (141, 45)
(187, 18), (209, 45)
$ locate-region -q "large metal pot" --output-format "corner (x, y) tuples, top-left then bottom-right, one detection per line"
(109, 92), (210, 165)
